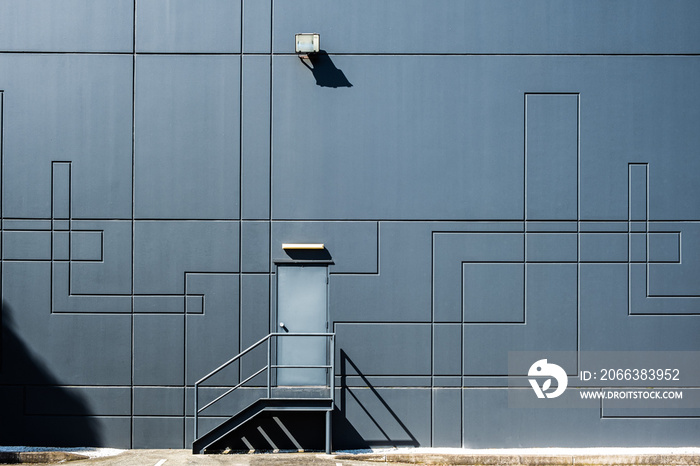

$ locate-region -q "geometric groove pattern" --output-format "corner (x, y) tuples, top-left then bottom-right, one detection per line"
(431, 94), (700, 408)
(2, 162), (236, 316)
(47, 163), (233, 315)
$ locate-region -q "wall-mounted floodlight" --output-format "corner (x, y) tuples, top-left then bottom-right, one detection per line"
(295, 33), (320, 57)
(282, 243), (325, 250)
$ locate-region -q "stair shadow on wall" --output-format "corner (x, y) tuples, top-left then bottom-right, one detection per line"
(0, 301), (102, 447)
(301, 51), (353, 88)
(336, 350), (419, 449)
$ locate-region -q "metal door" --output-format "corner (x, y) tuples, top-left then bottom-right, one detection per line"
(276, 264), (328, 386)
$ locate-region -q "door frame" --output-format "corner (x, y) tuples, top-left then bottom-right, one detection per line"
(273, 262), (331, 386)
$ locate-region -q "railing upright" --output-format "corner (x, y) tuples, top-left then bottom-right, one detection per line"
(330, 334), (335, 396)
(194, 380), (199, 439)
(266, 337), (271, 399)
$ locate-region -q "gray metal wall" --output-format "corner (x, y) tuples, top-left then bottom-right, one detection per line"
(1, 0), (700, 449)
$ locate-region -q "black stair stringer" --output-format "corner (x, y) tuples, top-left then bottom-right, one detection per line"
(193, 397), (333, 454)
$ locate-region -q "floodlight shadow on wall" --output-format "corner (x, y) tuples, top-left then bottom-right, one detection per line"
(296, 33), (352, 89)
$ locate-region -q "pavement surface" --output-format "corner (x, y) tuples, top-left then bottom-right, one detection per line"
(0, 450), (400, 466)
(2, 448), (700, 466)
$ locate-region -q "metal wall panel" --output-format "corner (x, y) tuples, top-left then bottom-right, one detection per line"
(136, 0), (241, 53)
(0, 0), (133, 52)
(241, 55), (272, 220)
(0, 55), (133, 219)
(272, 0), (700, 54)
(134, 55), (240, 220)
(133, 221), (239, 294)
(242, 0), (271, 53)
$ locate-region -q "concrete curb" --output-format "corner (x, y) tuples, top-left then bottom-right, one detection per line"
(333, 453), (700, 465)
(0, 451), (89, 464)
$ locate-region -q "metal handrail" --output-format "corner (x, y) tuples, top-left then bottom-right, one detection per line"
(194, 332), (335, 441)
(198, 366), (267, 413)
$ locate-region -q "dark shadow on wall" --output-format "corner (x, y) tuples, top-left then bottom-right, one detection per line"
(334, 350), (419, 449)
(283, 248), (333, 262)
(0, 301), (102, 447)
(300, 51), (353, 88)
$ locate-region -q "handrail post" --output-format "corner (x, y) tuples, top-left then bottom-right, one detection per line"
(330, 334), (335, 395)
(194, 382), (198, 441)
(326, 334), (335, 454)
(267, 335), (271, 399)
(325, 409), (332, 454)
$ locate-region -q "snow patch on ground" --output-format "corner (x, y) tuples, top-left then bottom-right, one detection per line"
(0, 446), (125, 458)
(335, 447), (700, 455)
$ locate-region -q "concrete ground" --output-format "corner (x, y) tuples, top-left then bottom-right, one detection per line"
(0, 450), (403, 466)
(3, 448), (700, 466)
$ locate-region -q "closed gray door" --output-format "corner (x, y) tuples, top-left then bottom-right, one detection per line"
(276, 265), (328, 386)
